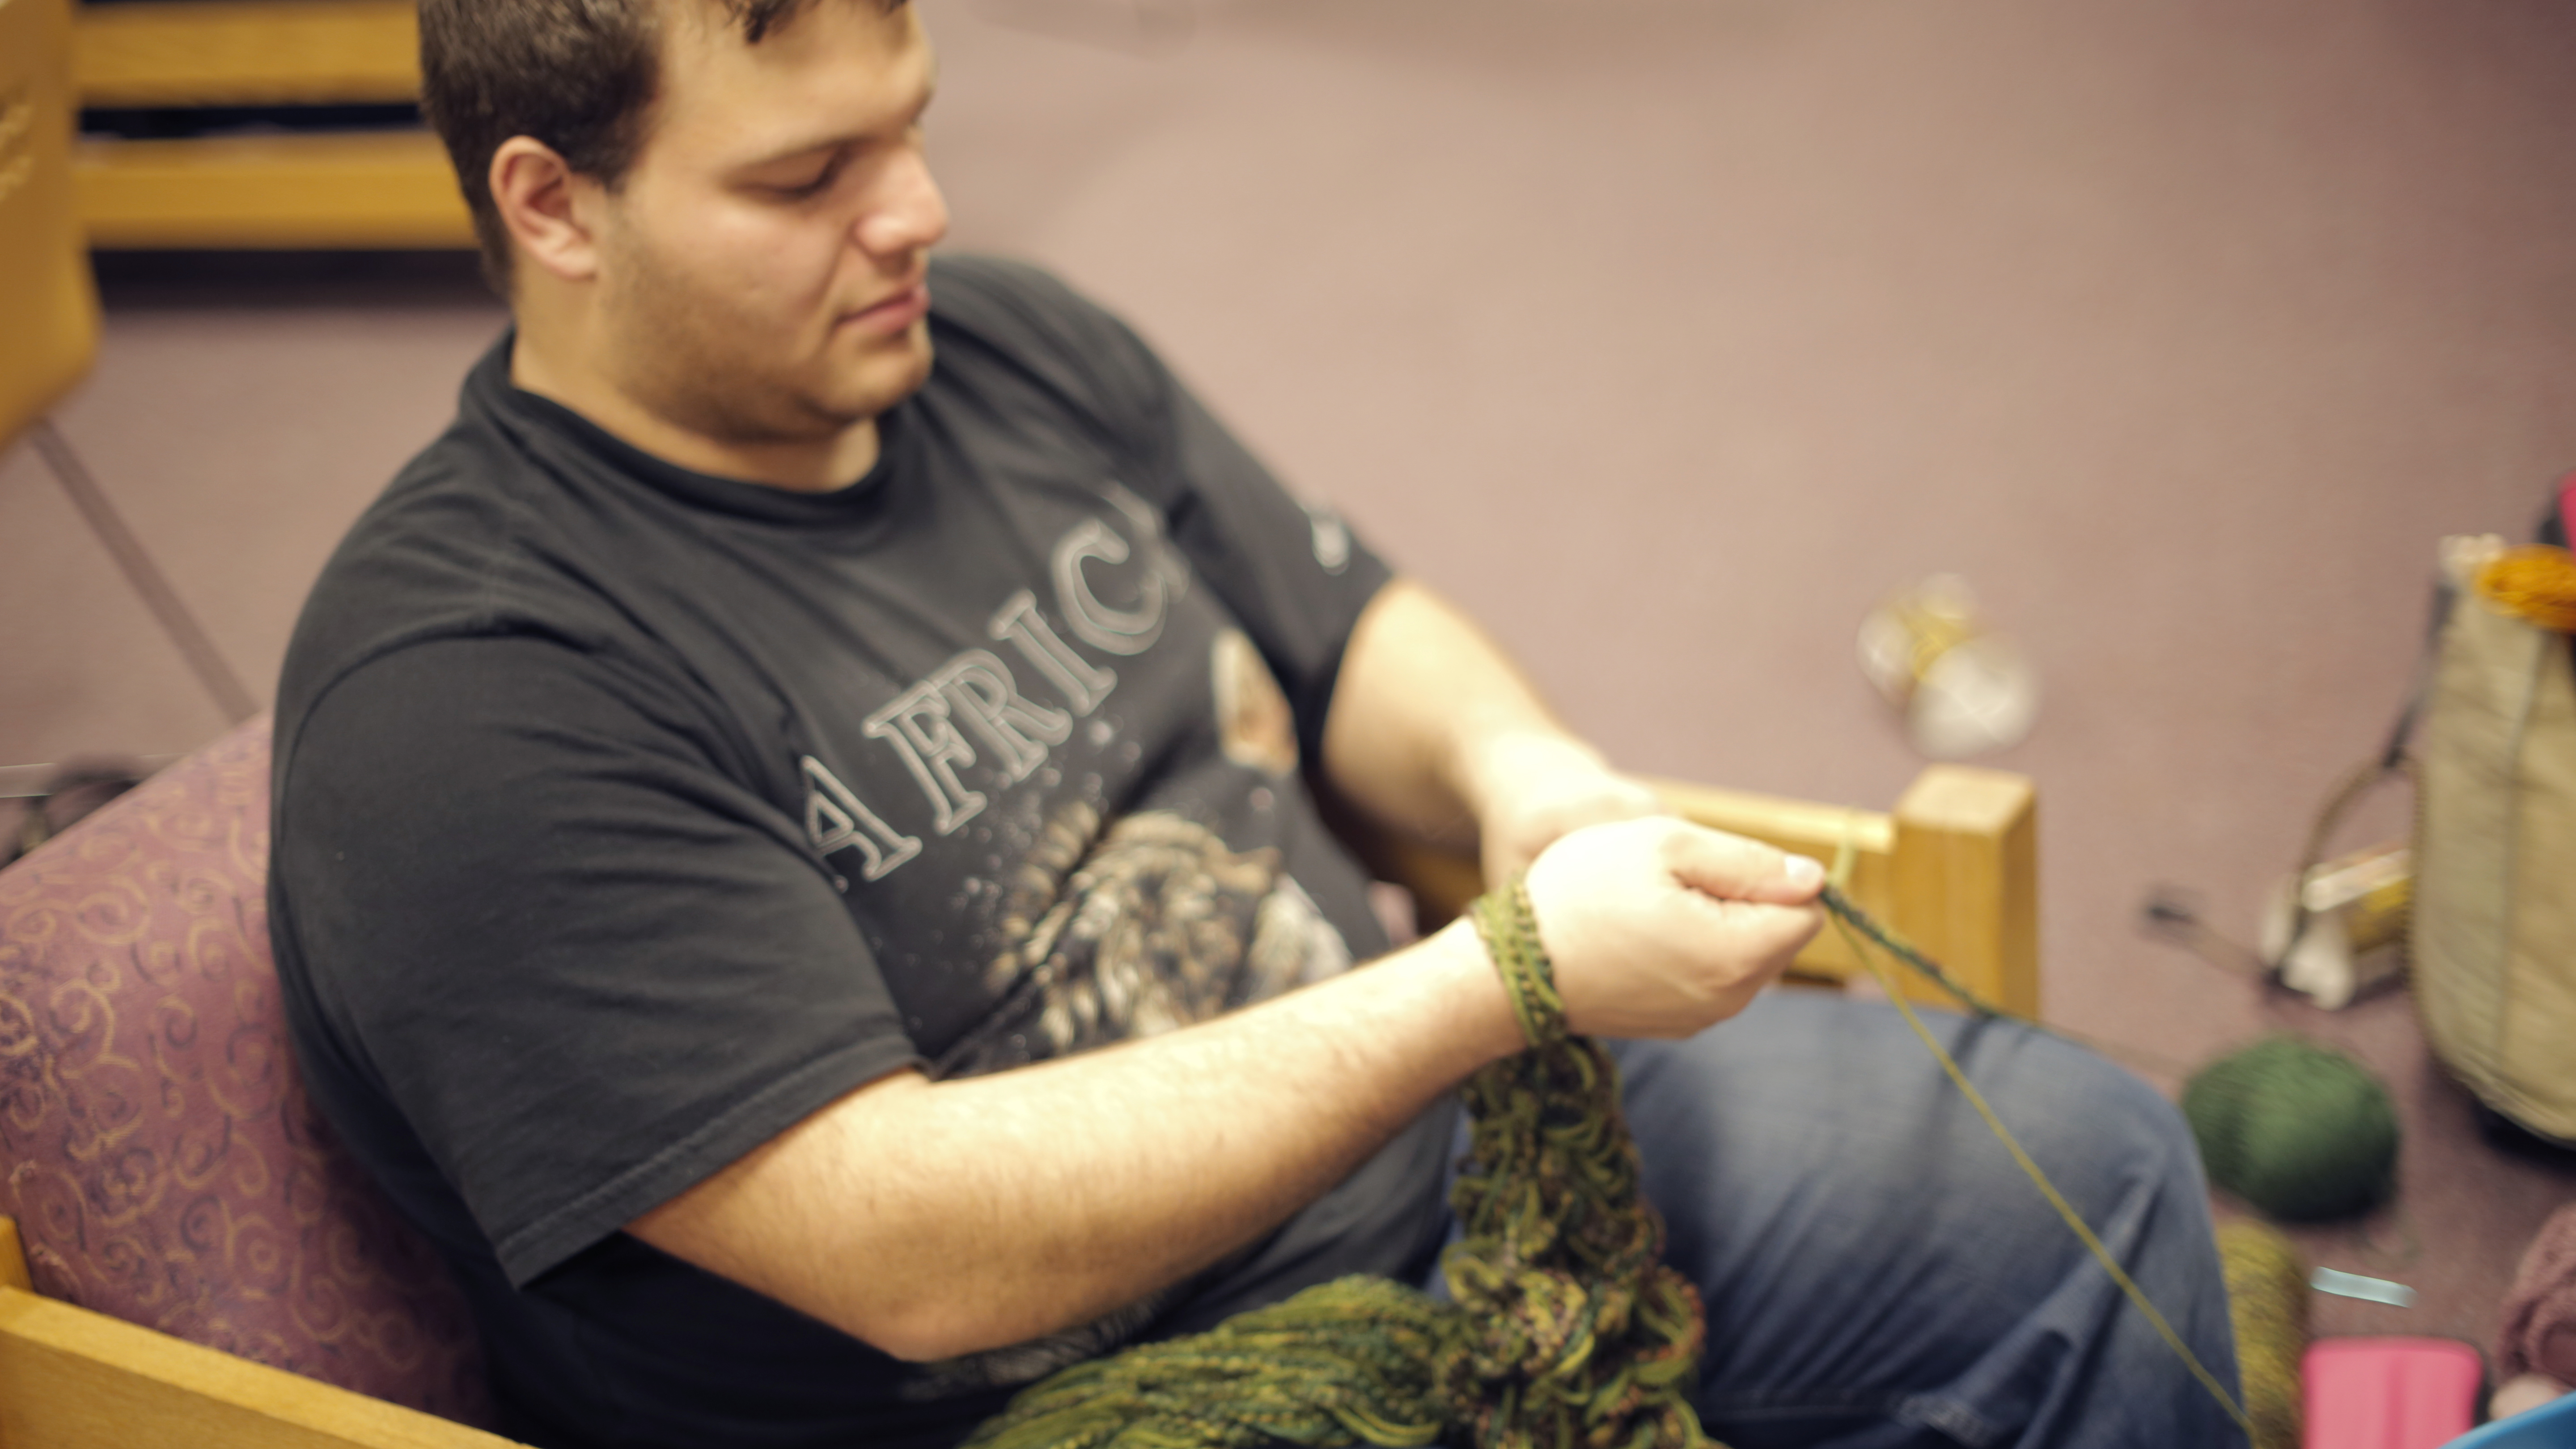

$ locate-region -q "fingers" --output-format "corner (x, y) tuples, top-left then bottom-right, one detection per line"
(1681, 894), (1826, 972)
(1515, 817), (1828, 1039)
(1659, 825), (1826, 907)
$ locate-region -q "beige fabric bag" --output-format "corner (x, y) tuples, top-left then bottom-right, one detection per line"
(2411, 534), (2576, 1143)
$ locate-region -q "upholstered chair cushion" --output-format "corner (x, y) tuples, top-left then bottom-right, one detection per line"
(0, 716), (493, 1426)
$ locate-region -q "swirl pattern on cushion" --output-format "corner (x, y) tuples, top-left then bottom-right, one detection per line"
(0, 716), (494, 1427)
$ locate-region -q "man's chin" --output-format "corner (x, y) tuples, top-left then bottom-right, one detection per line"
(818, 330), (935, 420)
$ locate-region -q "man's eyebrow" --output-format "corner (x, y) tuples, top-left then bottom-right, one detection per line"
(736, 76), (936, 170)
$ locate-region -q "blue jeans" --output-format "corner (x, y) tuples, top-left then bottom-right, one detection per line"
(1427, 990), (2246, 1449)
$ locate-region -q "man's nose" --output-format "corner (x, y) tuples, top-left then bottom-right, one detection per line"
(856, 146), (949, 257)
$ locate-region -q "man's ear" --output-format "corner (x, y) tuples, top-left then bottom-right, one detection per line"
(490, 137), (605, 283)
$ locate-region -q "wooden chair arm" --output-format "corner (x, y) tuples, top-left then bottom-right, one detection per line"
(0, 1218), (521, 1449)
(1363, 764), (2041, 1018)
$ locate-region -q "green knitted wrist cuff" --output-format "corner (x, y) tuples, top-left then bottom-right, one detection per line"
(1470, 876), (1568, 1050)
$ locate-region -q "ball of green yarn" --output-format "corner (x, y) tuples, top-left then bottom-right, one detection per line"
(2183, 1036), (2399, 1222)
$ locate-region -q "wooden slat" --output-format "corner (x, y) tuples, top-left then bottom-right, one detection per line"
(0, 1216), (33, 1293)
(1649, 779), (1898, 863)
(1889, 765), (2040, 1017)
(74, 130), (472, 248)
(76, 0), (420, 107)
(1649, 776), (1895, 983)
(1363, 767), (2033, 1013)
(4, 0), (104, 445)
(0, 1285), (521, 1449)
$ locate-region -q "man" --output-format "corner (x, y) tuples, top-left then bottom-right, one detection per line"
(268, 0), (2246, 1444)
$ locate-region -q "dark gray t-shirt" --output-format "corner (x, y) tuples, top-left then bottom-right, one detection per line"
(268, 255), (1456, 1449)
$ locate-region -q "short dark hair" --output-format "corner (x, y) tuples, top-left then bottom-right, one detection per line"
(419, 0), (889, 292)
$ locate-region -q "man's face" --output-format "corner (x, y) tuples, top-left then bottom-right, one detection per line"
(586, 0), (947, 450)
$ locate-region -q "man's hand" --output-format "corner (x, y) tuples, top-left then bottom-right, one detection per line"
(1521, 817), (1825, 1038)
(1462, 729), (1667, 887)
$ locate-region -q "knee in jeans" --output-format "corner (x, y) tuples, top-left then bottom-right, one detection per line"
(2015, 1034), (2205, 1197)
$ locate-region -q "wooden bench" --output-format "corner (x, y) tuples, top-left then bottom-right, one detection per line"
(71, 0), (470, 248)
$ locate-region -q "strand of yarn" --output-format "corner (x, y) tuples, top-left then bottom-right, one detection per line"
(1819, 891), (2256, 1439)
(1818, 883), (2006, 1018)
(959, 878), (1716, 1449)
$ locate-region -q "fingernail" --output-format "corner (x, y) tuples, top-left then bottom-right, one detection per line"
(1783, 855), (1824, 889)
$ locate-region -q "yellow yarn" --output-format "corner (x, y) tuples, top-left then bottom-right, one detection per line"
(2476, 545), (2576, 633)
(2217, 1220), (2306, 1449)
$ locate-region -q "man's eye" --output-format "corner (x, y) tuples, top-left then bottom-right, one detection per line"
(768, 160), (841, 199)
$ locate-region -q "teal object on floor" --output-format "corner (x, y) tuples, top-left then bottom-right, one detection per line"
(2440, 1390), (2576, 1448)
(2182, 1036), (2400, 1222)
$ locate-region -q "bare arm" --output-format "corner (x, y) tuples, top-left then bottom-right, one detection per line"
(632, 577), (1823, 1363)
(634, 921), (1519, 1362)
(1322, 577), (1666, 882)
(631, 825), (1817, 1361)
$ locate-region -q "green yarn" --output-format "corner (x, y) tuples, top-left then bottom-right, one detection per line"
(2184, 1036), (2398, 1223)
(959, 879), (1716, 1449)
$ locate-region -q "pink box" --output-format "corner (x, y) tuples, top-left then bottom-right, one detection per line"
(2305, 1338), (2483, 1449)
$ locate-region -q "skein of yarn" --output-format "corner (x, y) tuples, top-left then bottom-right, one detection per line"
(2218, 1220), (2309, 1449)
(2183, 1037), (2399, 1222)
(2477, 544), (2576, 633)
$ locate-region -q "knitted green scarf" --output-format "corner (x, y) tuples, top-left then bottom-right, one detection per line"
(961, 881), (1715, 1449)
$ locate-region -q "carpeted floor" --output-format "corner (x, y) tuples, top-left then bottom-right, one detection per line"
(7, 0), (2575, 1383)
